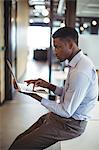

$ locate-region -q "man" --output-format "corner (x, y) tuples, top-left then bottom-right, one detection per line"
(9, 27), (98, 150)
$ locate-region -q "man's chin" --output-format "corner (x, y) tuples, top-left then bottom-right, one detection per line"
(56, 56), (65, 62)
(59, 58), (65, 62)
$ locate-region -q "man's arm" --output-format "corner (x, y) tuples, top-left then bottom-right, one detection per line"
(41, 72), (92, 118)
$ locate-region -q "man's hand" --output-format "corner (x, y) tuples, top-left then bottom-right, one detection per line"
(13, 79), (20, 91)
(24, 78), (49, 91)
(24, 78), (56, 93)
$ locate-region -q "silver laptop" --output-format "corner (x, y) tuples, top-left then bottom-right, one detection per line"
(6, 60), (48, 94)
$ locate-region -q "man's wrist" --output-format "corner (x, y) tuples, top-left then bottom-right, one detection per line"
(48, 83), (56, 92)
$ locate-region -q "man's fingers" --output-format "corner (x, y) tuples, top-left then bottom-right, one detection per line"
(33, 80), (42, 91)
(24, 80), (34, 84)
(24, 79), (42, 87)
(35, 79), (42, 85)
(24, 79), (38, 85)
(33, 83), (35, 91)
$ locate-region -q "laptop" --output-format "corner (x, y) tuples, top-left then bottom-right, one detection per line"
(6, 60), (48, 94)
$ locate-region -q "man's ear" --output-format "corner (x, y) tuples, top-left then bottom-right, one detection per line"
(67, 39), (73, 49)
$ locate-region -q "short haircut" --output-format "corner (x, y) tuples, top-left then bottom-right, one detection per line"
(52, 27), (78, 45)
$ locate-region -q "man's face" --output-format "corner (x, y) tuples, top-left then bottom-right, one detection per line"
(53, 38), (72, 62)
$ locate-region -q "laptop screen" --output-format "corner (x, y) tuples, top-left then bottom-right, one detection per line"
(6, 60), (18, 84)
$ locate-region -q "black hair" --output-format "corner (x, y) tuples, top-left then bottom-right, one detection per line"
(52, 27), (78, 45)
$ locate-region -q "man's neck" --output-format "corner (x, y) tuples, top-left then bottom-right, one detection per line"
(68, 49), (81, 62)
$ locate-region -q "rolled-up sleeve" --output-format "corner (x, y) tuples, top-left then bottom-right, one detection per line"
(54, 86), (63, 96)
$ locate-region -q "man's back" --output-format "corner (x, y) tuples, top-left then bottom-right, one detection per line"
(71, 52), (98, 120)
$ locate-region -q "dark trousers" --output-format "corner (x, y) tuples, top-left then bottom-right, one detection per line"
(9, 112), (87, 150)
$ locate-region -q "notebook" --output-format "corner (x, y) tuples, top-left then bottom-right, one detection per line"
(6, 60), (48, 94)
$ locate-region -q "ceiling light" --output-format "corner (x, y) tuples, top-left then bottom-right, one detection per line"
(29, 18), (34, 23)
(43, 17), (50, 23)
(87, 4), (99, 8)
(29, 0), (45, 5)
(11, 18), (14, 22)
(57, 0), (65, 14)
(92, 20), (97, 26)
(42, 9), (49, 16)
(83, 23), (88, 28)
(60, 22), (65, 27)
(80, 26), (84, 31)
(34, 5), (45, 10)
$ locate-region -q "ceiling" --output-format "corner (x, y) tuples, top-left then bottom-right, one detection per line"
(28, 0), (99, 25)
(77, 0), (99, 17)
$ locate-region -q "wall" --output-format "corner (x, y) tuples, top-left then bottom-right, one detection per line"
(17, 0), (29, 79)
(79, 34), (99, 69)
(0, 0), (29, 103)
(0, 0), (5, 103)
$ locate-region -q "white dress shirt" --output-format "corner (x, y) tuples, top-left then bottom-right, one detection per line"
(41, 51), (98, 120)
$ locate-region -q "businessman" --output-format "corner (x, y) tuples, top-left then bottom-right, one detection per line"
(9, 27), (98, 150)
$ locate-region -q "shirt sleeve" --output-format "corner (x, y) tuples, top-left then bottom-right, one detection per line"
(54, 86), (63, 96)
(41, 72), (91, 118)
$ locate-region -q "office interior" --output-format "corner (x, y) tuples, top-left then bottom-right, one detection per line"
(0, 0), (99, 150)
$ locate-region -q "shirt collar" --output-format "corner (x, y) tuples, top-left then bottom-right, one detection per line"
(68, 50), (83, 68)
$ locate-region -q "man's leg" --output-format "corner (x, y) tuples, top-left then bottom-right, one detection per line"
(9, 112), (87, 150)
(9, 113), (59, 150)
(17, 113), (48, 138)
(9, 113), (50, 150)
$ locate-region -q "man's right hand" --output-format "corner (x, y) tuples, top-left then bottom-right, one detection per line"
(24, 78), (49, 91)
(24, 78), (56, 92)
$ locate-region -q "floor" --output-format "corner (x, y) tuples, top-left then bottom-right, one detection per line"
(0, 59), (99, 150)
